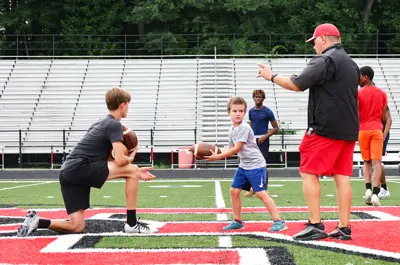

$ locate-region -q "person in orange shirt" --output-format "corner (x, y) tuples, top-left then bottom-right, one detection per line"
(358, 66), (388, 206)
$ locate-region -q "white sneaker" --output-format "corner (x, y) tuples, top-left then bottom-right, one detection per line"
(17, 210), (39, 237)
(371, 194), (381, 206)
(378, 188), (390, 199)
(124, 221), (159, 234)
(364, 189), (372, 205)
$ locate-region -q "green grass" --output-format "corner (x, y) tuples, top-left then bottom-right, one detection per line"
(96, 236), (218, 249)
(0, 179), (399, 209)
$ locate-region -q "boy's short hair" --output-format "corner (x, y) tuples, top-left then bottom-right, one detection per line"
(227, 97), (247, 112)
(105, 87), (131, 110)
(360, 66), (374, 81)
(252, 89), (265, 99)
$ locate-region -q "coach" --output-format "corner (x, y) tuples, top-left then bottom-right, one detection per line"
(257, 23), (359, 241)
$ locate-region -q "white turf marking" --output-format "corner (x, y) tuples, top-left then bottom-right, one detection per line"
(40, 234), (84, 252)
(363, 211), (400, 221)
(218, 236), (232, 248)
(160, 195), (168, 198)
(389, 180), (400, 184)
(182, 185), (203, 188)
(46, 196), (54, 199)
(0, 181), (51, 191)
(271, 194), (278, 197)
(215, 181), (227, 221)
(268, 184), (283, 187)
(103, 196), (111, 198)
(215, 180), (230, 246)
(87, 213), (114, 220)
(238, 248), (270, 265)
(326, 194), (335, 197)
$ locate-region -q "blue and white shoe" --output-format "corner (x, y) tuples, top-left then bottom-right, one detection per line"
(223, 220), (244, 230)
(17, 210), (39, 237)
(268, 220), (288, 232)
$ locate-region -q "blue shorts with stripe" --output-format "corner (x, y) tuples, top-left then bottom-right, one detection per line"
(231, 167), (268, 192)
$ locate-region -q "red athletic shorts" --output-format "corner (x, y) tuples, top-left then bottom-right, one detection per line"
(299, 131), (356, 177)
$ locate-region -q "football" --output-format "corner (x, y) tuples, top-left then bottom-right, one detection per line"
(122, 125), (138, 152)
(189, 142), (222, 159)
(109, 125), (138, 160)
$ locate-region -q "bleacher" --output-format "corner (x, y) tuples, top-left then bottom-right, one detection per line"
(0, 57), (399, 154)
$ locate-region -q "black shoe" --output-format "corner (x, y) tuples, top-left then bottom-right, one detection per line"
(293, 221), (328, 241)
(328, 226), (352, 240)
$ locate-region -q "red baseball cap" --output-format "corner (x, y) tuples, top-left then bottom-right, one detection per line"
(306, 23), (341, 43)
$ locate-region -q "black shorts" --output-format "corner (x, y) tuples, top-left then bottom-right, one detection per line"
(59, 159), (109, 215)
(256, 138), (270, 162)
(382, 132), (390, 156)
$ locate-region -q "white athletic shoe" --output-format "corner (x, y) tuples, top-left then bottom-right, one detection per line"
(371, 194), (381, 206)
(378, 188), (390, 199)
(364, 189), (372, 205)
(124, 220), (159, 234)
(17, 210), (39, 237)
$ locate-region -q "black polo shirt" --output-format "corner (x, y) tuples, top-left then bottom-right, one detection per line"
(291, 44), (360, 141)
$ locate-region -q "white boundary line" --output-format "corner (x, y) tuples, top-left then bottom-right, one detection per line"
(389, 180), (400, 184)
(0, 181), (51, 191)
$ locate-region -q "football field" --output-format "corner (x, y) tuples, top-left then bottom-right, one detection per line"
(0, 177), (399, 264)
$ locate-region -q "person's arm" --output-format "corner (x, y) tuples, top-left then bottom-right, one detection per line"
(257, 56), (327, 92)
(258, 110), (279, 144)
(107, 122), (133, 166)
(205, 142), (245, 161)
(383, 107), (391, 140)
(205, 126), (249, 161)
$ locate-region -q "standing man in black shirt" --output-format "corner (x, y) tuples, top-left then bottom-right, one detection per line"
(18, 87), (158, 236)
(257, 23), (359, 241)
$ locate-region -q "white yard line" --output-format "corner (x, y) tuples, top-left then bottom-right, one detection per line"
(215, 180), (227, 221)
(0, 181), (51, 191)
(238, 248), (270, 265)
(218, 236), (232, 248)
(389, 180), (400, 184)
(215, 180), (230, 248)
(40, 234), (84, 252)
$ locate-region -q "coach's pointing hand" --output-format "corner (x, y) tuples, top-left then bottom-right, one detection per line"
(257, 64), (273, 81)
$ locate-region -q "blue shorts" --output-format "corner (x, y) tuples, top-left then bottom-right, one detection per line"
(382, 132), (389, 156)
(232, 167), (268, 192)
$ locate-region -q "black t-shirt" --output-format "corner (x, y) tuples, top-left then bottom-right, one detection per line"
(61, 115), (123, 170)
(291, 44), (360, 140)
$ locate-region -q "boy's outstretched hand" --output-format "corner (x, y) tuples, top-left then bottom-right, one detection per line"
(204, 149), (221, 161)
(139, 166), (156, 181)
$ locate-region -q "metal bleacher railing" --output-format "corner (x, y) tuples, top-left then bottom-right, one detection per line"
(1, 54), (400, 169)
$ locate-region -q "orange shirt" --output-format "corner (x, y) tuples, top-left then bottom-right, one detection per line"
(358, 85), (387, 131)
